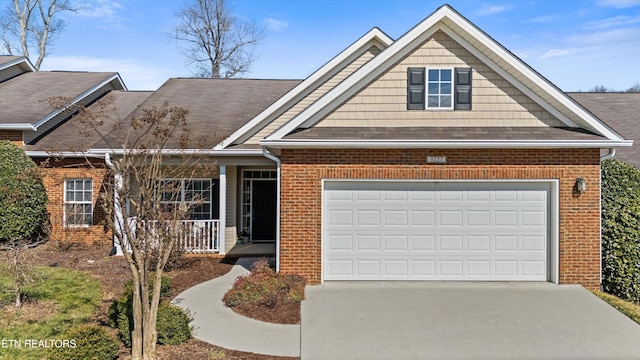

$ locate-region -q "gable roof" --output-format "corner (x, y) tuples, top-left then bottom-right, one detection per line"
(216, 27), (393, 150)
(0, 71), (125, 130)
(569, 92), (640, 166)
(0, 56), (36, 83)
(90, 78), (300, 151)
(261, 5), (630, 149)
(25, 90), (153, 153)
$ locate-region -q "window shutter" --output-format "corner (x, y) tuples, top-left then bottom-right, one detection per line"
(454, 67), (472, 110)
(407, 67), (425, 110)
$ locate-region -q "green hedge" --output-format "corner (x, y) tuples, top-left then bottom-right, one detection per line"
(47, 325), (119, 360)
(108, 276), (191, 347)
(601, 159), (640, 304)
(0, 140), (48, 243)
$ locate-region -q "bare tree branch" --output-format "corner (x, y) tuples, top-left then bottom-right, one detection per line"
(173, 0), (264, 78)
(1, 0), (75, 69)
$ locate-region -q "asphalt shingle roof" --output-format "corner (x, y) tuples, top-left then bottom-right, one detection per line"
(568, 92), (640, 167)
(0, 71), (119, 125)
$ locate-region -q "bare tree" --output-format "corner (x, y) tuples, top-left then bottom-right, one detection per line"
(626, 82), (640, 92)
(75, 97), (213, 359)
(0, 0), (75, 69)
(173, 0), (264, 78)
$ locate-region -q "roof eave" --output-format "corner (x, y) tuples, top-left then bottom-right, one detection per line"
(260, 139), (633, 149)
(0, 123), (35, 131)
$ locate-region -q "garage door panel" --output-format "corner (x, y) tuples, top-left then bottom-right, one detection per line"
(324, 181), (549, 281)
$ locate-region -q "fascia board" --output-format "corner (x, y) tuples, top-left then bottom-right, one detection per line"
(87, 148), (265, 156)
(0, 56), (36, 72)
(214, 28), (394, 150)
(32, 74), (124, 130)
(260, 139), (634, 149)
(0, 123), (35, 130)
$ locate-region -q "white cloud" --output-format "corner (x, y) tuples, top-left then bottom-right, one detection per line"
(526, 15), (560, 23)
(586, 15), (640, 29)
(265, 18), (288, 31)
(597, 0), (640, 8)
(475, 4), (510, 16)
(40, 56), (177, 90)
(74, 0), (128, 30)
(568, 27), (640, 45)
(516, 52), (529, 59)
(540, 48), (570, 59)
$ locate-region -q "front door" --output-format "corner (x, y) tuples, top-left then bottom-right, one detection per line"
(251, 180), (277, 242)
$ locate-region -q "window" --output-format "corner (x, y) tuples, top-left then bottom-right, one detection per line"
(407, 67), (472, 110)
(158, 179), (213, 220)
(64, 179), (93, 226)
(427, 69), (452, 109)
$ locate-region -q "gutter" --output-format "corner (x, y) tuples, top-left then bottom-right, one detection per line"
(260, 139), (634, 149)
(261, 146), (282, 273)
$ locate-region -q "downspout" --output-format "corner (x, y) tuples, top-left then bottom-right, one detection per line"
(598, 148), (616, 290)
(262, 146), (281, 273)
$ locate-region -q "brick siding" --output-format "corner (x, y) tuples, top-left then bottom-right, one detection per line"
(0, 130), (23, 145)
(279, 148), (601, 289)
(36, 158), (112, 245)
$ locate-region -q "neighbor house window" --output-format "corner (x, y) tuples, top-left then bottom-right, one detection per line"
(158, 179), (213, 220)
(64, 179), (93, 226)
(407, 67), (472, 110)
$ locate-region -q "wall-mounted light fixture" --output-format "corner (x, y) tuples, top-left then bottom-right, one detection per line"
(576, 177), (587, 193)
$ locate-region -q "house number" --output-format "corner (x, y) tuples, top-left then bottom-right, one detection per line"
(427, 156), (446, 164)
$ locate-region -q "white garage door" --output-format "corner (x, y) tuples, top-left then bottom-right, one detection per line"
(323, 181), (549, 281)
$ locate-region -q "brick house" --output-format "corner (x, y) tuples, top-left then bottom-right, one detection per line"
(0, 5), (632, 289)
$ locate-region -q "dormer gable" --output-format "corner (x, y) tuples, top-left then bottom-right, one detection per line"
(0, 56), (36, 83)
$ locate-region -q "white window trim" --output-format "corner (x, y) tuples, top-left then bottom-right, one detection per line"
(63, 178), (93, 228)
(426, 67), (454, 110)
(158, 178), (213, 220)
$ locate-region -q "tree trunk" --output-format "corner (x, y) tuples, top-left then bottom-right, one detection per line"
(12, 248), (21, 308)
(130, 267), (144, 359)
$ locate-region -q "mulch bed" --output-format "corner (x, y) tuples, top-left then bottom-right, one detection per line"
(232, 298), (301, 324)
(12, 241), (300, 360)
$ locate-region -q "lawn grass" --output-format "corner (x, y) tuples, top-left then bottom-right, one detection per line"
(0, 264), (102, 360)
(593, 290), (640, 325)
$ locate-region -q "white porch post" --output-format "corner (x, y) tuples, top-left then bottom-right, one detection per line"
(106, 153), (124, 255)
(218, 165), (226, 254)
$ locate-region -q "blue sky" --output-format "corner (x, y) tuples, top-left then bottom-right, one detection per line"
(29, 0), (640, 91)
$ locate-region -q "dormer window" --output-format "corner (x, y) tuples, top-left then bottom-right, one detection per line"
(407, 67), (472, 110)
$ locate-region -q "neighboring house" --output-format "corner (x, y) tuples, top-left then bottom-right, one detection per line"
(568, 92), (640, 168)
(0, 5), (633, 290)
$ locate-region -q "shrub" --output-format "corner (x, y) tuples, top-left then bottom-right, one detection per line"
(601, 159), (640, 304)
(0, 140), (48, 243)
(47, 325), (119, 360)
(223, 259), (306, 308)
(156, 302), (192, 345)
(109, 275), (191, 347)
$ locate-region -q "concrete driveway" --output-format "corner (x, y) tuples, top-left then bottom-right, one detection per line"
(301, 282), (640, 360)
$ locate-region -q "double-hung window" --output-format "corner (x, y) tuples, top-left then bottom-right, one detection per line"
(427, 69), (453, 109)
(64, 179), (93, 226)
(158, 179), (212, 220)
(407, 67), (472, 110)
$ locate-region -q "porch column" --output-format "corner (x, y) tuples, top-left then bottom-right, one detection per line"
(218, 165), (226, 254)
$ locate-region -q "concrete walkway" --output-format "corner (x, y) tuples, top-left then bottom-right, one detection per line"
(172, 258), (300, 357)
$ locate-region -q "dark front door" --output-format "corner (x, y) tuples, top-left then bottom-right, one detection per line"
(252, 180), (276, 242)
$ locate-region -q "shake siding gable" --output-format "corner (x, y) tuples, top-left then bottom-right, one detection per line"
(245, 46), (383, 144)
(316, 31), (563, 128)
